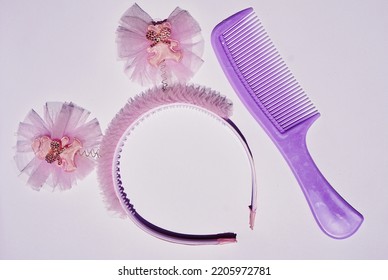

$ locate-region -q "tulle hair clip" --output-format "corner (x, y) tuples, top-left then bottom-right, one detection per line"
(116, 3), (204, 89)
(15, 102), (102, 191)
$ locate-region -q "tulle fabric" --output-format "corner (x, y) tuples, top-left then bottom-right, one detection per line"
(15, 102), (103, 190)
(116, 3), (204, 86)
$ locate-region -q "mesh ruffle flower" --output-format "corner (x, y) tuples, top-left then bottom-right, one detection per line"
(15, 102), (102, 190)
(116, 3), (204, 86)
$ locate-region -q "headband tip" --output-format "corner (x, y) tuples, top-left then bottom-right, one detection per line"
(217, 238), (237, 245)
(249, 206), (257, 230)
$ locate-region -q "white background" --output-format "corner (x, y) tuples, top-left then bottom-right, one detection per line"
(0, 0), (387, 259)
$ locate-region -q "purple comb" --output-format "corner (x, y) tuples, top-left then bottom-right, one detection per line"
(211, 8), (363, 239)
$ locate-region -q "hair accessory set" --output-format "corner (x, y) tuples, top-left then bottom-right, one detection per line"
(13, 4), (363, 244)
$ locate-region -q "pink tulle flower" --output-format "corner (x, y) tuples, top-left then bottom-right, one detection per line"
(116, 3), (204, 86)
(15, 102), (102, 190)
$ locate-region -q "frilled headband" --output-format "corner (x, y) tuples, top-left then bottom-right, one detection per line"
(97, 84), (257, 245)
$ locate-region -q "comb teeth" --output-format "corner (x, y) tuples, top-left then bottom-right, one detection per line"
(221, 11), (318, 132)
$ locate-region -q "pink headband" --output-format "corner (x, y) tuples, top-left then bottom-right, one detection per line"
(97, 84), (257, 245)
